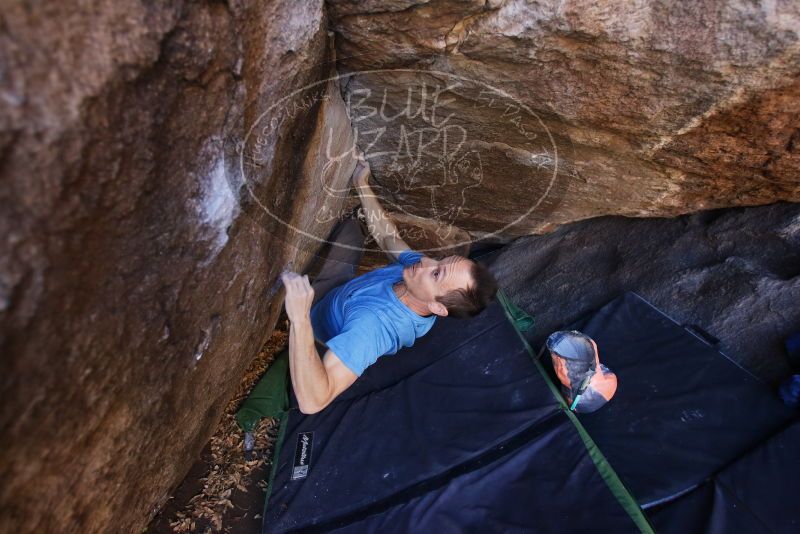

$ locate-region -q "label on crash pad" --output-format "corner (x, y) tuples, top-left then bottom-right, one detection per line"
(292, 432), (314, 480)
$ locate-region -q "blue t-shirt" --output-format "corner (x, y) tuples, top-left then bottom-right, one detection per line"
(309, 250), (436, 376)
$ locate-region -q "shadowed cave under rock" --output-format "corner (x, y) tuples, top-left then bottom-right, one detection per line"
(1, 1), (799, 533)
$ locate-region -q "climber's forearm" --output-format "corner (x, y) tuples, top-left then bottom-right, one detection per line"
(288, 314), (333, 413)
(356, 179), (410, 259)
(357, 183), (398, 247)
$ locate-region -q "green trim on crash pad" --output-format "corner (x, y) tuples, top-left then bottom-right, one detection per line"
(496, 289), (655, 534)
(236, 349), (290, 432)
(495, 290), (535, 333)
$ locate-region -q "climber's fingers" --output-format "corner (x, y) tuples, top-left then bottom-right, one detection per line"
(280, 271), (300, 295)
(281, 272), (315, 322)
(280, 270), (298, 286)
(354, 145), (366, 162)
(352, 160), (371, 188)
(280, 272), (313, 296)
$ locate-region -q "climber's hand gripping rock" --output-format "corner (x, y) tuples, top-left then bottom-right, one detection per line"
(281, 271), (314, 323)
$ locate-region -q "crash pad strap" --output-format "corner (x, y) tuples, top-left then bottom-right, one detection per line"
(496, 289), (655, 534)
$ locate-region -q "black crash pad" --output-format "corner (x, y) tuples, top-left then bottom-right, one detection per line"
(325, 413), (642, 534)
(570, 293), (795, 507)
(263, 300), (647, 533)
(648, 419), (800, 533)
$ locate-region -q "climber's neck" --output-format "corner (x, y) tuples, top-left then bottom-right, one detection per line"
(393, 281), (433, 317)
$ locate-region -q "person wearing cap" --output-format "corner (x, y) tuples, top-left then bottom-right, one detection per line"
(546, 330), (618, 413)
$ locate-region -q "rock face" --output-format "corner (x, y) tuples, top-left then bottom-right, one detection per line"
(0, 2), (355, 533)
(2, 1), (799, 533)
(329, 0), (800, 239)
(485, 202), (800, 384)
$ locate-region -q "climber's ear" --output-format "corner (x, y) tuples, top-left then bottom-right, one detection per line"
(427, 299), (448, 317)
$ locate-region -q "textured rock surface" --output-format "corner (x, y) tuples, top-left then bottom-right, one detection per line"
(330, 0), (800, 238)
(0, 2), (355, 533)
(2, 1), (800, 532)
(485, 202), (800, 384)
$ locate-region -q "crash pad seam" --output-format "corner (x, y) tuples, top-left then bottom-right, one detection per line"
(713, 477), (778, 534)
(497, 289), (656, 534)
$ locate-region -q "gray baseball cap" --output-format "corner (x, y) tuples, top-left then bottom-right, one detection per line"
(545, 330), (596, 363)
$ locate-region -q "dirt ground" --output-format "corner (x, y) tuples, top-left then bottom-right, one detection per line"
(146, 324), (289, 534)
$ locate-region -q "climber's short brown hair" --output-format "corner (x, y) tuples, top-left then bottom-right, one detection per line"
(435, 260), (499, 319)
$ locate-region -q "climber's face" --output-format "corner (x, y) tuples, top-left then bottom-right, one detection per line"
(402, 255), (474, 317)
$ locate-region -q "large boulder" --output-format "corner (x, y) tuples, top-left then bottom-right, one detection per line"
(329, 0), (800, 239)
(2, 1), (799, 532)
(0, 1), (355, 533)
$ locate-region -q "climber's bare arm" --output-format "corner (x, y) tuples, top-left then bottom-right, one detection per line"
(352, 158), (412, 262)
(281, 272), (357, 414)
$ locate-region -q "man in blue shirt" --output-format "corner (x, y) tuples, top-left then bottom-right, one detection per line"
(281, 156), (499, 414)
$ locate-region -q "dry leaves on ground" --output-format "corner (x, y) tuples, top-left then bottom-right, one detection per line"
(169, 323), (289, 533)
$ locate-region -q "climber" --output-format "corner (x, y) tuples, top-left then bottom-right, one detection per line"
(280, 153), (499, 414)
(546, 330), (618, 413)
